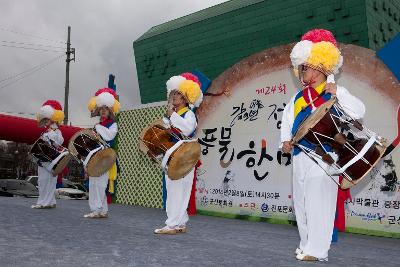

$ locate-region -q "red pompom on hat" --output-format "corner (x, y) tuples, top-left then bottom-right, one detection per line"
(301, 29), (338, 47)
(95, 88), (118, 99)
(180, 72), (202, 88)
(42, 100), (63, 111)
(38, 99), (64, 123)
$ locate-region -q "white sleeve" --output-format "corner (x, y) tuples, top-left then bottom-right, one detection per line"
(95, 123), (118, 141)
(42, 129), (64, 146)
(336, 86), (366, 119)
(169, 110), (197, 137)
(280, 95), (295, 148)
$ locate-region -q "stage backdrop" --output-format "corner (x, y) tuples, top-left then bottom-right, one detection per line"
(195, 43), (400, 237)
(115, 102), (166, 209)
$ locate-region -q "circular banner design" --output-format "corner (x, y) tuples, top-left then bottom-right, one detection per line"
(196, 43), (400, 235)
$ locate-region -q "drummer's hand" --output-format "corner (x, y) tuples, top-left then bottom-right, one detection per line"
(166, 108), (174, 117)
(325, 83), (337, 95)
(282, 141), (293, 153)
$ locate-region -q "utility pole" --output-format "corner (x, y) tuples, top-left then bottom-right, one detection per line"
(63, 26), (75, 125)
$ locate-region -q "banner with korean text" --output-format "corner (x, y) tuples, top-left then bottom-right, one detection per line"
(195, 44), (400, 237)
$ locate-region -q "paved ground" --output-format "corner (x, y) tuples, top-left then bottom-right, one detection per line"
(0, 197), (399, 267)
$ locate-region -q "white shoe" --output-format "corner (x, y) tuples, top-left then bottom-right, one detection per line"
(154, 226), (177, 235)
(295, 248), (303, 255)
(296, 253), (328, 262)
(83, 212), (101, 218)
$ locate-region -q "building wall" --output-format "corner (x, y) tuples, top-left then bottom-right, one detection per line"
(133, 0), (381, 104)
(366, 0), (400, 50)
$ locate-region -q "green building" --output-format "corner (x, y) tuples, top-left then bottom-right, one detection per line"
(133, 0), (399, 104)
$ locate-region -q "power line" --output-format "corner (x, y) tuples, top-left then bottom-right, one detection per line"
(0, 54), (65, 90)
(0, 43), (65, 53)
(0, 53), (65, 84)
(0, 40), (65, 49)
(0, 26), (66, 44)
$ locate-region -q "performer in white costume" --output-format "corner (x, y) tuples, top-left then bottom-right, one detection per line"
(154, 73), (203, 234)
(280, 29), (365, 261)
(84, 88), (120, 219)
(31, 100), (65, 209)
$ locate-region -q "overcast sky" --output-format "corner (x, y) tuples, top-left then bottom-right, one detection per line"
(0, 0), (228, 126)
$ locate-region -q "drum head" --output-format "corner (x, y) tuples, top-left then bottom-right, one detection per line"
(167, 142), (201, 180)
(68, 129), (100, 157)
(292, 97), (337, 144)
(52, 153), (73, 176)
(87, 148), (117, 177)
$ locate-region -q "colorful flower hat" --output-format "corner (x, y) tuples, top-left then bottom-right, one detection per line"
(37, 100), (64, 124)
(166, 72), (203, 108)
(87, 88), (120, 117)
(290, 29), (343, 77)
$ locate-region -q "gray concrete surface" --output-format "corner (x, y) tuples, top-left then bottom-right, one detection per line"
(0, 197), (399, 267)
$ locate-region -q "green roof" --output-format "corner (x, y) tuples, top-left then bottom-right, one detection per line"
(135, 0), (264, 42)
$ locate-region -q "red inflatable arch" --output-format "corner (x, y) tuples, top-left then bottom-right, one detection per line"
(0, 114), (81, 146)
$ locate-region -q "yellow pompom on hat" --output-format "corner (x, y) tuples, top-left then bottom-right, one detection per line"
(37, 100), (65, 124)
(178, 80), (202, 105)
(87, 88), (120, 117)
(87, 96), (97, 112)
(305, 41), (341, 75)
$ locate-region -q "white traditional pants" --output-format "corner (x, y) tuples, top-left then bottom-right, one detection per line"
(36, 165), (57, 206)
(165, 168), (195, 227)
(88, 172), (109, 214)
(292, 152), (338, 259)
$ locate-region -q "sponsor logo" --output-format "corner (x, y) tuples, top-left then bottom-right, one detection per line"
(261, 203), (269, 212)
(350, 211), (385, 223)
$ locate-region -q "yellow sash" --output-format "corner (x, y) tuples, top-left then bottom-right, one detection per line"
(293, 82), (326, 118)
(108, 163), (117, 194)
(177, 106), (190, 116)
